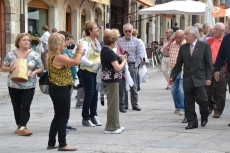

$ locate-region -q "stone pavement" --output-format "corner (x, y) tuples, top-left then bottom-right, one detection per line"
(1, 66), (230, 153)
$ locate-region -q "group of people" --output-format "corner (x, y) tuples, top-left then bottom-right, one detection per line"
(1, 22), (147, 151)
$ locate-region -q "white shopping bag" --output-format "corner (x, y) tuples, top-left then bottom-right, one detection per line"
(140, 65), (148, 83)
(36, 41), (45, 53)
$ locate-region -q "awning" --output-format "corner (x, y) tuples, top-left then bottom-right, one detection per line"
(136, 0), (154, 7)
(90, 0), (109, 5)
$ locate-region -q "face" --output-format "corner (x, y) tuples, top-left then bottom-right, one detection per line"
(65, 37), (70, 47)
(184, 29), (195, 44)
(69, 38), (74, 44)
(175, 33), (184, 43)
(90, 24), (99, 37)
(213, 25), (224, 38)
(59, 39), (66, 51)
(18, 36), (30, 49)
(123, 25), (133, 39)
(203, 24), (210, 34)
(165, 30), (172, 39)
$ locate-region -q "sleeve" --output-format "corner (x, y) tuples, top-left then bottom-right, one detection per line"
(3, 51), (12, 66)
(105, 49), (117, 63)
(170, 46), (183, 81)
(33, 52), (44, 68)
(214, 36), (227, 72)
(204, 43), (213, 80)
(80, 40), (94, 66)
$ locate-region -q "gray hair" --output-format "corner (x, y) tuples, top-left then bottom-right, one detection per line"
(186, 26), (199, 38)
(202, 23), (209, 28)
(167, 28), (174, 34)
(215, 22), (225, 31)
(123, 23), (133, 30)
(175, 29), (184, 35)
(194, 23), (202, 27)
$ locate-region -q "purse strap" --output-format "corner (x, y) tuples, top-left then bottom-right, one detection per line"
(13, 50), (31, 59)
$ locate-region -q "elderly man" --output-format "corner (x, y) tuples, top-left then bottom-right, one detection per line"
(117, 23), (144, 111)
(169, 26), (212, 130)
(161, 29), (174, 90)
(206, 22), (226, 118)
(200, 23), (210, 41)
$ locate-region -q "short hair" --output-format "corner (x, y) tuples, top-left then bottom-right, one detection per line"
(42, 25), (49, 31)
(215, 22), (225, 31)
(58, 31), (71, 39)
(186, 26), (199, 38)
(132, 29), (138, 37)
(48, 33), (65, 57)
(167, 28), (174, 34)
(84, 21), (96, 36)
(202, 23), (209, 29)
(194, 23), (202, 28)
(198, 27), (203, 33)
(103, 29), (120, 46)
(123, 23), (133, 30)
(15, 33), (31, 48)
(52, 28), (57, 33)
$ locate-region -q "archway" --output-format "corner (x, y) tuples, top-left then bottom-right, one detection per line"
(81, 9), (86, 33)
(66, 5), (72, 34)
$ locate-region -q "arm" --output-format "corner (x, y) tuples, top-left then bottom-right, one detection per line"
(136, 40), (144, 66)
(111, 55), (127, 72)
(214, 36), (227, 72)
(80, 40), (94, 66)
(204, 43), (212, 81)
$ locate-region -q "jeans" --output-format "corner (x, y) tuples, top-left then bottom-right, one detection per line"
(8, 87), (35, 127)
(137, 64), (140, 89)
(81, 70), (98, 120)
(171, 72), (185, 110)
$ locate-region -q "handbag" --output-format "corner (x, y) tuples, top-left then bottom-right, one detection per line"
(35, 41), (45, 53)
(37, 71), (49, 94)
(11, 51), (31, 82)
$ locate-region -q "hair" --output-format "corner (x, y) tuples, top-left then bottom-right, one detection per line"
(84, 21), (96, 36)
(48, 33), (65, 57)
(186, 26), (199, 38)
(14, 33), (31, 48)
(198, 27), (203, 33)
(167, 28), (174, 34)
(194, 23), (202, 28)
(132, 29), (138, 37)
(103, 29), (120, 46)
(215, 22), (225, 31)
(123, 23), (133, 30)
(175, 23), (178, 26)
(52, 28), (57, 33)
(58, 31), (71, 39)
(202, 23), (209, 29)
(175, 29), (184, 35)
(42, 25), (49, 31)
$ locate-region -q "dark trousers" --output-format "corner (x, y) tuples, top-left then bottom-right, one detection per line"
(8, 87), (35, 127)
(119, 77), (128, 109)
(206, 67), (227, 114)
(81, 70), (98, 120)
(137, 64), (140, 89)
(184, 86), (209, 125)
(48, 84), (71, 147)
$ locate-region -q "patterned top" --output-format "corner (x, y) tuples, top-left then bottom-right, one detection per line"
(48, 56), (73, 86)
(4, 50), (43, 89)
(169, 40), (186, 69)
(101, 47), (122, 83)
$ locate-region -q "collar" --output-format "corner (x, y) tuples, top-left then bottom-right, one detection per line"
(191, 39), (197, 47)
(213, 36), (223, 41)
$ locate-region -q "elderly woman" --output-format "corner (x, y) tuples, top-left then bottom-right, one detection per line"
(40, 25), (50, 70)
(80, 21), (102, 127)
(101, 29), (127, 134)
(1, 33), (44, 136)
(47, 33), (84, 151)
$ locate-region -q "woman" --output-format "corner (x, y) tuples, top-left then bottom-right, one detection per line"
(40, 25), (50, 70)
(101, 29), (127, 134)
(1, 33), (44, 136)
(80, 21), (102, 127)
(47, 33), (84, 151)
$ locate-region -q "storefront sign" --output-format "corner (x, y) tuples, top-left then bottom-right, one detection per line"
(136, 0), (154, 6)
(90, 0), (109, 5)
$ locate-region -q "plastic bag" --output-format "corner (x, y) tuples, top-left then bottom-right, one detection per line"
(36, 41), (45, 53)
(124, 64), (134, 90)
(140, 65), (148, 83)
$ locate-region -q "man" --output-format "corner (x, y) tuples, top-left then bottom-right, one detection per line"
(169, 26), (212, 130)
(161, 29), (174, 90)
(166, 30), (187, 119)
(206, 23), (227, 118)
(117, 23), (144, 111)
(200, 23), (210, 41)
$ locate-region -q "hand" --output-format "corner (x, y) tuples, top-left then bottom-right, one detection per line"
(205, 80), (212, 86)
(76, 41), (83, 51)
(168, 78), (173, 86)
(29, 71), (36, 78)
(214, 71), (220, 82)
(119, 54), (127, 62)
(77, 49), (85, 56)
(9, 65), (16, 72)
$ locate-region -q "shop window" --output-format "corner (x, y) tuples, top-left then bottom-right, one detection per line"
(66, 5), (72, 34)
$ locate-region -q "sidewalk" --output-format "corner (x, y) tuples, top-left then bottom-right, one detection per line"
(1, 66), (230, 153)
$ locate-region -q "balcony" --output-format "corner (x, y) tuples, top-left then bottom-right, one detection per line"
(155, 0), (172, 5)
(220, 0), (230, 8)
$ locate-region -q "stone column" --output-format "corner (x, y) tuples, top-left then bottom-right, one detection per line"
(71, 10), (78, 41)
(141, 6), (147, 44)
(49, 7), (59, 31)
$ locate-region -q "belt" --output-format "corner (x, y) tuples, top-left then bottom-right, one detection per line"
(128, 62), (135, 65)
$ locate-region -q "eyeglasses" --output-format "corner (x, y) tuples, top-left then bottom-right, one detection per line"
(124, 30), (132, 33)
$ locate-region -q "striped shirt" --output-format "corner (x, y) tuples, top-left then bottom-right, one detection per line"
(169, 40), (186, 69)
(117, 36), (144, 67)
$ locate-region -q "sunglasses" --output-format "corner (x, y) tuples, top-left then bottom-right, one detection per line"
(124, 30), (132, 33)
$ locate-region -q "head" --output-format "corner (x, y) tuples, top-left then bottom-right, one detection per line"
(103, 29), (120, 49)
(132, 29), (138, 37)
(175, 23), (178, 26)
(52, 28), (57, 33)
(42, 25), (49, 32)
(198, 27), (204, 37)
(69, 35), (74, 45)
(84, 21), (99, 37)
(151, 41), (158, 48)
(213, 22), (225, 39)
(104, 28), (110, 35)
(194, 23), (202, 29)
(225, 23), (230, 34)
(123, 23), (133, 39)
(48, 33), (65, 57)
(202, 23), (210, 35)
(58, 31), (71, 47)
(165, 29), (174, 39)
(184, 26), (199, 44)
(175, 30), (184, 44)
(15, 33), (31, 49)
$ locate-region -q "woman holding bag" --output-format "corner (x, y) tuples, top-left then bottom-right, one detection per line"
(1, 33), (44, 136)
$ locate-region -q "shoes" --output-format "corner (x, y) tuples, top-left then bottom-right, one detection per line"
(75, 105), (82, 109)
(58, 147), (77, 151)
(104, 128), (122, 134)
(18, 128), (33, 136)
(208, 108), (213, 114)
(182, 118), (188, 123)
(137, 87), (140, 91)
(133, 105), (141, 111)
(120, 109), (126, 113)
(101, 100), (104, 106)
(174, 110), (180, 114)
(66, 126), (77, 131)
(165, 86), (171, 90)
(82, 119), (96, 127)
(120, 127), (125, 131)
(14, 126), (20, 134)
(47, 145), (58, 150)
(90, 116), (102, 126)
(125, 107), (128, 110)
(213, 114), (220, 118)
(179, 110), (185, 115)
(185, 124), (198, 130)
(201, 119), (208, 127)
(75, 95), (77, 99)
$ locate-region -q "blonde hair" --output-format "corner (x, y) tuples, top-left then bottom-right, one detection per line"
(48, 33), (65, 57)
(42, 25), (49, 31)
(84, 21), (96, 36)
(132, 29), (138, 37)
(14, 33), (31, 48)
(103, 29), (120, 46)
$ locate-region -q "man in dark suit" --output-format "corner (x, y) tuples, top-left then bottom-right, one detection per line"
(169, 26), (212, 130)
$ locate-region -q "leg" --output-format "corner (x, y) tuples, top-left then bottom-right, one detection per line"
(161, 57), (170, 87)
(41, 52), (48, 70)
(119, 77), (126, 110)
(206, 75), (215, 111)
(137, 64), (140, 90)
(89, 73), (98, 118)
(170, 72), (181, 111)
(128, 66), (138, 107)
(178, 74), (185, 111)
(195, 87), (209, 121)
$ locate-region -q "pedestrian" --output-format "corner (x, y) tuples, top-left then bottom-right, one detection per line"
(40, 25), (50, 71)
(101, 29), (127, 134)
(169, 26), (212, 130)
(47, 32), (84, 151)
(1, 33), (44, 136)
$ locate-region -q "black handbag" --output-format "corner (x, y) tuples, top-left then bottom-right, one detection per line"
(37, 71), (49, 94)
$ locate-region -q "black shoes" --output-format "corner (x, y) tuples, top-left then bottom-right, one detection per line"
(133, 105), (141, 111)
(125, 107), (128, 110)
(47, 146), (58, 150)
(90, 116), (102, 126)
(137, 87), (140, 91)
(185, 123), (198, 130)
(182, 118), (188, 123)
(120, 109), (126, 113)
(201, 119), (208, 127)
